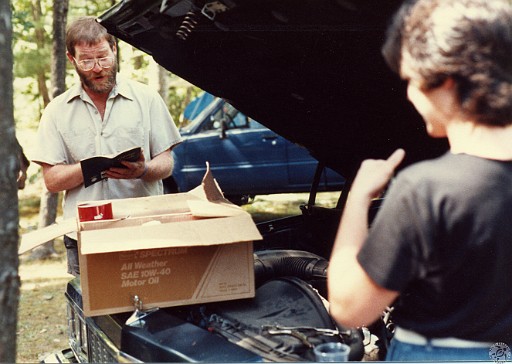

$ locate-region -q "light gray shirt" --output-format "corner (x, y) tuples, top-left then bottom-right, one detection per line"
(33, 75), (182, 221)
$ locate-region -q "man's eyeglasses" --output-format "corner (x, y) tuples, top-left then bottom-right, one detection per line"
(73, 56), (115, 71)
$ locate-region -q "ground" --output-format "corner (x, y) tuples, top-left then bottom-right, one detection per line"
(17, 169), (72, 363)
(18, 248), (71, 363)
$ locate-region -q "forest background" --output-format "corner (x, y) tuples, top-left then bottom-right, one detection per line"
(8, 0), (201, 361)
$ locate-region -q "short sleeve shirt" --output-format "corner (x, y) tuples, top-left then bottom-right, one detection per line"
(32, 75), (182, 221)
(357, 153), (512, 343)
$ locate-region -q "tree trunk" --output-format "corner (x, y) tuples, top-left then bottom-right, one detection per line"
(51, 0), (68, 98)
(158, 65), (169, 101)
(149, 61), (169, 101)
(31, 0), (50, 106)
(30, 189), (59, 259)
(0, 0), (20, 361)
(31, 0), (69, 259)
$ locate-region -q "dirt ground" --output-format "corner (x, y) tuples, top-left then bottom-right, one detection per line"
(17, 246), (72, 363)
(16, 173), (71, 363)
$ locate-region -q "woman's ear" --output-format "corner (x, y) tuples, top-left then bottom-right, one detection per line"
(435, 77), (462, 120)
(439, 77), (456, 91)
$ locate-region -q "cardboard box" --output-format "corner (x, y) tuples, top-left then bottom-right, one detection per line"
(20, 166), (262, 317)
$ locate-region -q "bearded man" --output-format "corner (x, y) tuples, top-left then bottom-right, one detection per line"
(33, 17), (182, 276)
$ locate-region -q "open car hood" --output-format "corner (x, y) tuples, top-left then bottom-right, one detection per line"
(99, 0), (448, 178)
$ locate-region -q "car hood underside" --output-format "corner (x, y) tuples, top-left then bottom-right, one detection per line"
(99, 0), (448, 178)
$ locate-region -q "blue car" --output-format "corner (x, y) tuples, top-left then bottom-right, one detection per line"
(169, 97), (345, 203)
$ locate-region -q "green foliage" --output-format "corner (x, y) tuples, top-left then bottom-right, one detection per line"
(167, 85), (203, 125)
(14, 46), (51, 78)
(12, 10), (35, 39)
(12, 6), (51, 79)
(68, 0), (115, 17)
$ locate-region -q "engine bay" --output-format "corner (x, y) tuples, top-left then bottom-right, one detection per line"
(65, 248), (393, 362)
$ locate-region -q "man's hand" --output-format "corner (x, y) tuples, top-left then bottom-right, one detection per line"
(17, 168), (28, 189)
(105, 149), (147, 180)
(104, 148), (173, 182)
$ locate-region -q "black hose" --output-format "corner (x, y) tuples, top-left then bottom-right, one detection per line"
(254, 250), (328, 287)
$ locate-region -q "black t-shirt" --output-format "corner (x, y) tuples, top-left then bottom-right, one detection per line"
(358, 152), (512, 343)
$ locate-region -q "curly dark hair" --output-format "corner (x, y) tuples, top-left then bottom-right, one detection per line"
(383, 0), (512, 126)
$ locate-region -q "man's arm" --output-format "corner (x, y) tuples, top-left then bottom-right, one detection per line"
(328, 149), (404, 328)
(139, 148), (174, 181)
(41, 149), (174, 192)
(41, 162), (84, 193)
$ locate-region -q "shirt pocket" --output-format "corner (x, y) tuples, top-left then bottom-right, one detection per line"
(112, 126), (145, 152)
(62, 127), (96, 162)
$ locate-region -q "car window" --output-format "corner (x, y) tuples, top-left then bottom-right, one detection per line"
(199, 108), (223, 131)
(232, 112), (248, 128)
(249, 119), (266, 130)
(222, 103), (249, 129)
(200, 103), (251, 131)
(200, 116), (219, 132)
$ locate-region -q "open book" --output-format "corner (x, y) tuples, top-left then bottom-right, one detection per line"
(81, 146), (142, 188)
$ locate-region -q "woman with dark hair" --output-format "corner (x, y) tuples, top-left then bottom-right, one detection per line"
(328, 0), (512, 361)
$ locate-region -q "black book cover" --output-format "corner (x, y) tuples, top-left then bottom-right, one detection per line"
(80, 146), (141, 188)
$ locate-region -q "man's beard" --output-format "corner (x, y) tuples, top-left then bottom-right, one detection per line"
(77, 62), (117, 94)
